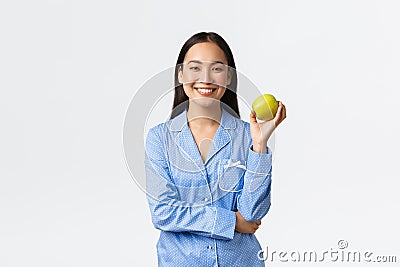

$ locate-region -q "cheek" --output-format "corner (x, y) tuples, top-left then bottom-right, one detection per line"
(182, 70), (198, 84)
(213, 73), (230, 86)
(217, 87), (226, 99)
(182, 83), (195, 96)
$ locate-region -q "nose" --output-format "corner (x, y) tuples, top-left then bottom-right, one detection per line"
(199, 69), (212, 83)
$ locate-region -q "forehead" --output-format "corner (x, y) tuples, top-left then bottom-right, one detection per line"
(183, 42), (228, 64)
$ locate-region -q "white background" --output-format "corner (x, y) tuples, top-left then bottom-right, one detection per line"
(1, 0), (399, 266)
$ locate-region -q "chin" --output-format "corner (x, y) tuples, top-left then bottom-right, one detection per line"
(191, 97), (220, 108)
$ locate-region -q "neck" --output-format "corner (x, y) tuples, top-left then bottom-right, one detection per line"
(186, 102), (222, 127)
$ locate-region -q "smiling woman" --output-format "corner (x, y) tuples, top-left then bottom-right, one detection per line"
(171, 33), (240, 120)
(144, 31), (287, 267)
(177, 46), (231, 118)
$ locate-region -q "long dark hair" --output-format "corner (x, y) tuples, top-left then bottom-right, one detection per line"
(170, 32), (239, 119)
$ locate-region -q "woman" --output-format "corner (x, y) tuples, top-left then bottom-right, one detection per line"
(145, 32), (286, 266)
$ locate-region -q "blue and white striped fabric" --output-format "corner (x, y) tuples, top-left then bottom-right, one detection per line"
(145, 107), (272, 266)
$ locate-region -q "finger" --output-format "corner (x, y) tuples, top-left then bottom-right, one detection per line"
(276, 101), (287, 124)
(277, 101), (284, 113)
(278, 104), (286, 125)
(273, 103), (284, 125)
(253, 222), (260, 230)
(256, 221), (261, 226)
(250, 110), (258, 124)
(282, 103), (286, 119)
(277, 102), (284, 116)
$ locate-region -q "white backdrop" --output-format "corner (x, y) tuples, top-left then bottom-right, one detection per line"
(1, 0), (399, 266)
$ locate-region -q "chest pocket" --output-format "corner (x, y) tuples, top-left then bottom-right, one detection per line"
(217, 158), (246, 192)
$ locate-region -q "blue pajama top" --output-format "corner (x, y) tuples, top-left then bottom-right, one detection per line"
(145, 107), (272, 266)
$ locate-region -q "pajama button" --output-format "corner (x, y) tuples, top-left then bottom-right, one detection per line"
(204, 198), (208, 202)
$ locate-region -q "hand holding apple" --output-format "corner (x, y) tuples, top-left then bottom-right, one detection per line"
(250, 94), (286, 153)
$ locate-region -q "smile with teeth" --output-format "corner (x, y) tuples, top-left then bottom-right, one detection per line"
(194, 87), (217, 96)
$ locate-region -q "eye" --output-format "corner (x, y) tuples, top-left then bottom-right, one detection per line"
(189, 66), (200, 71)
(212, 63), (226, 72)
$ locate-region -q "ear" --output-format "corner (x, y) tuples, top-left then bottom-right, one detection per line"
(178, 66), (183, 84)
(226, 68), (232, 85)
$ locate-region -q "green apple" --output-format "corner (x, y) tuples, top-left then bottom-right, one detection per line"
(252, 94), (279, 121)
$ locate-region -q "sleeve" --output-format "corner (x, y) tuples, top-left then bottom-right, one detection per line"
(236, 124), (273, 222)
(145, 125), (236, 240)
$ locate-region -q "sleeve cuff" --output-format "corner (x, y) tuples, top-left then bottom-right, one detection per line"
(211, 207), (236, 240)
(247, 145), (272, 175)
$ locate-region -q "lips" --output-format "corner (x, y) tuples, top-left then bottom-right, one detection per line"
(194, 87), (217, 96)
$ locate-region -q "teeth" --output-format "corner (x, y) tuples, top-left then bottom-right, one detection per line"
(195, 88), (216, 94)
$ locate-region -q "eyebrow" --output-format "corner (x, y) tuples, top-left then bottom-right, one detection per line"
(187, 60), (225, 65)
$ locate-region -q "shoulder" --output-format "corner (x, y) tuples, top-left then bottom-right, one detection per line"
(225, 114), (252, 145)
(146, 120), (171, 143)
(230, 115), (251, 134)
(145, 121), (173, 160)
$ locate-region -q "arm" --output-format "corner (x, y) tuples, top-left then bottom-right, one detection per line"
(237, 101), (286, 222)
(145, 125), (236, 240)
(236, 144), (272, 222)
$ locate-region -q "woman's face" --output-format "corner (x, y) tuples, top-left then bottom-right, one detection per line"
(178, 42), (232, 107)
